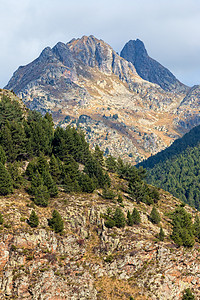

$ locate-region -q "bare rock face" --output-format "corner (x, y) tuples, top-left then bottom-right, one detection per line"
(120, 39), (188, 93)
(4, 35), (200, 163)
(0, 190), (200, 299)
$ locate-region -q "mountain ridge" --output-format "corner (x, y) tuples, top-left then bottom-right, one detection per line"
(4, 35), (200, 164)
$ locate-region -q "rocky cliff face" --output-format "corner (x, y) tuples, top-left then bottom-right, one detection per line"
(120, 39), (188, 93)
(0, 187), (199, 300)
(4, 36), (200, 163)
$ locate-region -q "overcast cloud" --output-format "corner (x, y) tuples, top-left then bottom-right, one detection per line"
(1, 0), (200, 87)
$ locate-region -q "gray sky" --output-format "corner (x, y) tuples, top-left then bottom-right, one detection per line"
(1, 0), (200, 88)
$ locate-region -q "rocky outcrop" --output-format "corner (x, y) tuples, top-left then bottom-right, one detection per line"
(0, 189), (199, 299)
(120, 39), (188, 93)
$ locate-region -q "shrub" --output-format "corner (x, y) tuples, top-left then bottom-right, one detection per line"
(28, 210), (39, 228)
(48, 210), (64, 233)
(113, 207), (126, 228)
(149, 207), (160, 224)
(182, 288), (195, 300)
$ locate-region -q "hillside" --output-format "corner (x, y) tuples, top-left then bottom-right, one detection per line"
(139, 124), (200, 210)
(4, 35), (200, 164)
(0, 91), (199, 299)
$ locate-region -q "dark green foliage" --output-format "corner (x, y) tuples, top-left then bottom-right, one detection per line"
(29, 170), (43, 195)
(0, 146), (6, 164)
(117, 194), (123, 203)
(48, 210), (64, 233)
(84, 157), (110, 188)
(113, 207), (126, 228)
(149, 207), (161, 224)
(93, 145), (104, 166)
(0, 94), (23, 128)
(105, 218), (116, 228)
(127, 210), (133, 226)
(182, 288), (195, 300)
(102, 188), (115, 199)
(117, 158), (158, 205)
(28, 210), (39, 228)
(0, 162), (13, 195)
(52, 126), (90, 163)
(49, 154), (61, 182)
(34, 185), (49, 207)
(78, 173), (96, 193)
(0, 213), (4, 225)
(132, 208), (141, 225)
(158, 226), (165, 241)
(105, 155), (117, 173)
(7, 161), (24, 188)
(193, 215), (200, 241)
(140, 127), (200, 210)
(43, 170), (58, 197)
(171, 207), (195, 247)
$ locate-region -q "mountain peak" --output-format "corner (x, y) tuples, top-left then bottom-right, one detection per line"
(120, 39), (188, 92)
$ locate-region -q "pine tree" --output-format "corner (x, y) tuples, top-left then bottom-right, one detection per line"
(0, 162), (13, 195)
(49, 154), (61, 182)
(34, 185), (49, 207)
(127, 210), (133, 226)
(158, 226), (165, 241)
(29, 210), (39, 228)
(132, 208), (141, 225)
(149, 207), (161, 224)
(29, 170), (43, 195)
(117, 194), (123, 204)
(48, 210), (64, 233)
(0, 146), (6, 165)
(93, 145), (104, 166)
(182, 288), (195, 300)
(113, 207), (126, 228)
(105, 155), (117, 173)
(0, 213), (4, 225)
(43, 170), (58, 197)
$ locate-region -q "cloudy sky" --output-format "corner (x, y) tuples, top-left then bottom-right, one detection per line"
(1, 0), (200, 88)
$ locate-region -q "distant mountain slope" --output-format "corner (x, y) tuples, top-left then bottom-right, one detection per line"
(138, 123), (200, 169)
(4, 35), (200, 164)
(120, 39), (188, 92)
(139, 124), (200, 209)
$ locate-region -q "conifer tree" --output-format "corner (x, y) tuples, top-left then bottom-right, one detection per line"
(117, 194), (123, 204)
(0, 162), (13, 195)
(93, 145), (104, 166)
(48, 210), (64, 233)
(43, 170), (58, 197)
(149, 207), (161, 224)
(0, 212), (4, 225)
(49, 154), (61, 182)
(132, 208), (141, 225)
(34, 185), (49, 207)
(29, 170), (43, 195)
(127, 210), (133, 226)
(182, 288), (195, 300)
(29, 210), (39, 228)
(0, 146), (6, 165)
(113, 207), (126, 228)
(158, 226), (165, 241)
(105, 155), (117, 173)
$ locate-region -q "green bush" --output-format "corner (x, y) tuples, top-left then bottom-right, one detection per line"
(48, 210), (64, 233)
(149, 207), (160, 224)
(182, 288), (195, 300)
(28, 210), (39, 228)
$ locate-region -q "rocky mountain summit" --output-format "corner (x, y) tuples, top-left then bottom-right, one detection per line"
(120, 39), (188, 92)
(5, 35), (200, 163)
